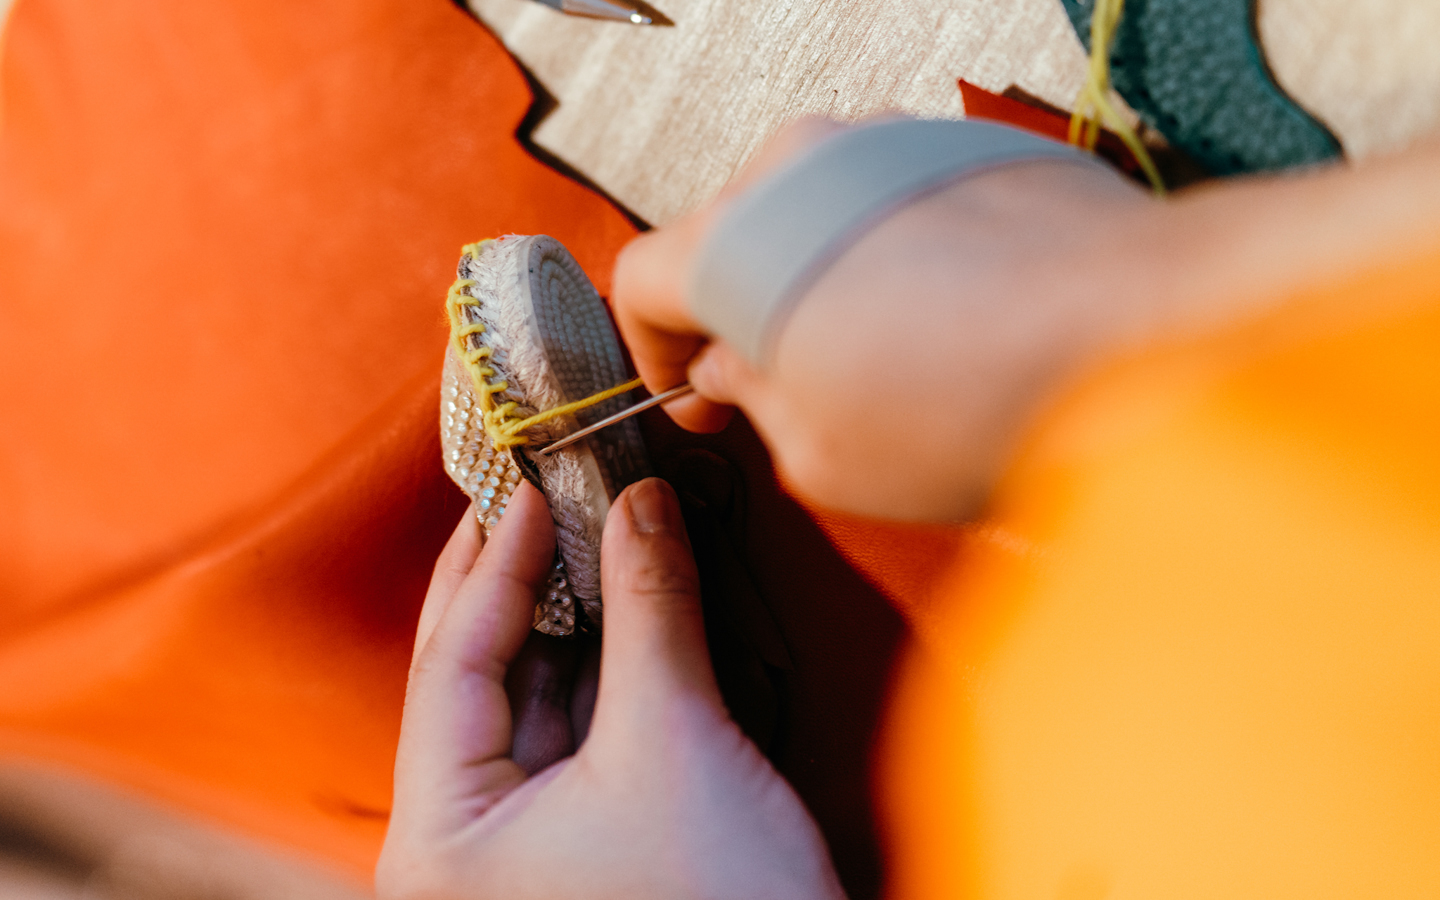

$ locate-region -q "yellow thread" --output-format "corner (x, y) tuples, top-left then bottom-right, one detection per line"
(1068, 0), (1166, 195)
(489, 377), (645, 448)
(447, 241), (643, 451)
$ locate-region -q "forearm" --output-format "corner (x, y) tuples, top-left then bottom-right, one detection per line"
(615, 121), (1440, 523)
(1154, 136), (1440, 338)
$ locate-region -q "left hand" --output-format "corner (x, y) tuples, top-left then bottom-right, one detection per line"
(376, 479), (846, 900)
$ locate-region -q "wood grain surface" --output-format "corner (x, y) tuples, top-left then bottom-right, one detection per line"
(467, 0), (1091, 224)
(1259, 0), (1440, 162)
(468, 0), (1440, 224)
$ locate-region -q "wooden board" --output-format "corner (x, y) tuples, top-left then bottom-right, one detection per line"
(467, 0), (1091, 224)
(1259, 0), (1440, 162)
(468, 0), (1440, 224)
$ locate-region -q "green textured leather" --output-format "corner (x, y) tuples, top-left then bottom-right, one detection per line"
(1060, 0), (1341, 175)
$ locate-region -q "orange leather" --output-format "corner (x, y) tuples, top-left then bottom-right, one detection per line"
(0, 0), (635, 876)
(958, 80), (1075, 143)
(957, 79), (1149, 181)
(880, 247), (1440, 899)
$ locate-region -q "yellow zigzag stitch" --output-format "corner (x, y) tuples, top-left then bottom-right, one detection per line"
(446, 240), (643, 452)
(1069, 0), (1166, 196)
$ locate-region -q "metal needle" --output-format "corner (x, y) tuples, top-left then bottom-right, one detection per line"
(536, 383), (694, 457)
(538, 0), (671, 25)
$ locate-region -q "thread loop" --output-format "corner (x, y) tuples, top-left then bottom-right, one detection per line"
(447, 241), (642, 451)
(1069, 0), (1166, 195)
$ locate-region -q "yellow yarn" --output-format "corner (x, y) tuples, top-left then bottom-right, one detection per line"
(490, 376), (645, 448)
(1069, 0), (1166, 195)
(447, 240), (643, 451)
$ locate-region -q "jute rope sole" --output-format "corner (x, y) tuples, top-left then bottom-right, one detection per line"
(441, 235), (650, 635)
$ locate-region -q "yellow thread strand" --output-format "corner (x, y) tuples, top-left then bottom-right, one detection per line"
(1068, 0), (1165, 195)
(489, 377), (645, 447)
(446, 241), (644, 451)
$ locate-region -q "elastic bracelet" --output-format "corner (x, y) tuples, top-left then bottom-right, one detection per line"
(688, 118), (1105, 367)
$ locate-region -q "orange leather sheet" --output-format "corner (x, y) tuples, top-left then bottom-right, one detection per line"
(0, 0), (957, 886)
(0, 0), (638, 875)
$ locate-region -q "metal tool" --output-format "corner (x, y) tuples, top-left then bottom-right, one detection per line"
(537, 383), (694, 456)
(527, 0), (669, 25)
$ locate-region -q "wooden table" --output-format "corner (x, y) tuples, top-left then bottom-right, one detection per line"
(469, 0), (1440, 226)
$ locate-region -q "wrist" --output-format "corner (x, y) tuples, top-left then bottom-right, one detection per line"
(689, 118), (1110, 370)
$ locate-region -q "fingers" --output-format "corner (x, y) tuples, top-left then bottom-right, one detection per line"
(390, 481), (556, 835)
(612, 117), (852, 435)
(589, 479), (725, 746)
(612, 223), (739, 433)
(686, 340), (767, 408)
(411, 504), (482, 669)
(613, 218), (736, 434)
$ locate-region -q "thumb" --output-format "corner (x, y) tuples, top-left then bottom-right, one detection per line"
(589, 478), (724, 740)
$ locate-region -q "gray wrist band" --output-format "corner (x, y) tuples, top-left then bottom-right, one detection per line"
(688, 118), (1103, 367)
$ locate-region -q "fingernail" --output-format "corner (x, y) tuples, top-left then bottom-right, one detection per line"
(627, 478), (679, 534)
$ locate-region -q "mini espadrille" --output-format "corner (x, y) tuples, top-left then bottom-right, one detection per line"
(440, 235), (651, 636)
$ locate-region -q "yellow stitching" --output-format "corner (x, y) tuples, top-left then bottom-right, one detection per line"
(490, 377), (645, 447)
(1069, 0), (1166, 196)
(447, 241), (643, 451)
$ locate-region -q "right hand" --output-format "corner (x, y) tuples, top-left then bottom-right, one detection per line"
(613, 116), (1151, 521)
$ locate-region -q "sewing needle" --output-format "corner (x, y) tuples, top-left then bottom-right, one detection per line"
(537, 383), (694, 456)
(527, 0), (670, 25)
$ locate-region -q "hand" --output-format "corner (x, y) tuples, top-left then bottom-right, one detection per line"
(610, 116), (850, 437)
(612, 115), (1151, 521)
(614, 116), (1440, 524)
(376, 479), (846, 900)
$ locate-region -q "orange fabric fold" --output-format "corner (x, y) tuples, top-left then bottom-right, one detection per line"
(880, 246), (1440, 899)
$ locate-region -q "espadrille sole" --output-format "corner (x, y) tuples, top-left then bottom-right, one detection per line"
(441, 235), (650, 635)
